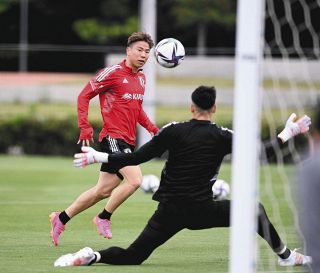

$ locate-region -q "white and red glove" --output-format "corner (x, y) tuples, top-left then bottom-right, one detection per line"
(73, 146), (109, 168)
(278, 113), (311, 143)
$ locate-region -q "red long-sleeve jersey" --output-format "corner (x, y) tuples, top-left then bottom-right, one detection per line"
(77, 60), (158, 146)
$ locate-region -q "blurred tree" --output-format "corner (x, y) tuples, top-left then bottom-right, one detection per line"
(73, 0), (138, 44)
(0, 0), (19, 44)
(29, 0), (103, 44)
(73, 17), (137, 44)
(0, 1), (15, 13)
(0, 0), (237, 71)
(171, 0), (236, 55)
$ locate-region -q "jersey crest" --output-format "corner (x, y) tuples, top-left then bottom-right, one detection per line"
(138, 76), (145, 88)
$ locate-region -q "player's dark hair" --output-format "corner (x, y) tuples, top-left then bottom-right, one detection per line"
(191, 86), (216, 110)
(127, 32), (154, 49)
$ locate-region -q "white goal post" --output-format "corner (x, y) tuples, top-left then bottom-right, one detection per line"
(138, 0), (157, 147)
(229, 0), (265, 273)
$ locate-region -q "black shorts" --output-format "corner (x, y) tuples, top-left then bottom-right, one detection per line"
(99, 136), (135, 180)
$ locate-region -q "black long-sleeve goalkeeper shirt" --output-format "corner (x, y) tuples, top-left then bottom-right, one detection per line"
(108, 119), (233, 204)
(108, 119), (284, 204)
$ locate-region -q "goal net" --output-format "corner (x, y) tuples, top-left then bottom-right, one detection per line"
(258, 0), (320, 271)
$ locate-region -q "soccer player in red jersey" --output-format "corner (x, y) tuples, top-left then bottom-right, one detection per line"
(49, 32), (159, 246)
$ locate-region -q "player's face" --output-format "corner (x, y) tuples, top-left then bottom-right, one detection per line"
(126, 41), (150, 72)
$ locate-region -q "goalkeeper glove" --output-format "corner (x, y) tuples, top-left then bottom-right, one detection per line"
(74, 146), (109, 168)
(278, 113), (311, 143)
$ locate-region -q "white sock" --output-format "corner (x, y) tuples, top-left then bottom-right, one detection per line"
(276, 245), (287, 255)
(94, 251), (101, 263)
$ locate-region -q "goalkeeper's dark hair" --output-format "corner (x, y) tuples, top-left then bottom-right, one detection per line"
(191, 86), (216, 111)
(127, 32), (154, 49)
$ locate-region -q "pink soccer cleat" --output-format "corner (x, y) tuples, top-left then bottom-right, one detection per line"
(49, 212), (65, 246)
(93, 216), (112, 239)
(278, 249), (312, 266)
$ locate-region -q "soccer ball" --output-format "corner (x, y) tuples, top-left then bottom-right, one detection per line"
(154, 38), (185, 68)
(140, 174), (160, 193)
(212, 179), (230, 201)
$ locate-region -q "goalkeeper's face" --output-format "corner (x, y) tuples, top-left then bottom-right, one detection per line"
(126, 41), (150, 71)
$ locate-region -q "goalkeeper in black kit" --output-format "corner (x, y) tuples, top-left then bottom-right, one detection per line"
(54, 86), (312, 268)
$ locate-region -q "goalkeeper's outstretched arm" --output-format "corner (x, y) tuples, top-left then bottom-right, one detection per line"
(74, 113), (311, 168)
(74, 129), (169, 169)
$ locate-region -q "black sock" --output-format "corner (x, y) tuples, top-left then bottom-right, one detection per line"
(58, 211), (70, 225)
(278, 248), (291, 259)
(98, 209), (112, 220)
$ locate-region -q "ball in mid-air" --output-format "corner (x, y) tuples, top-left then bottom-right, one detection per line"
(212, 179), (230, 201)
(154, 38), (185, 68)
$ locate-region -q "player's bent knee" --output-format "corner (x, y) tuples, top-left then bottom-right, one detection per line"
(94, 187), (112, 199)
(126, 177), (142, 189)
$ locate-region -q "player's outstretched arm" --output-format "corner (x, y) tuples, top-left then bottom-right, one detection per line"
(74, 127), (169, 169)
(278, 113), (311, 143)
(74, 147), (109, 168)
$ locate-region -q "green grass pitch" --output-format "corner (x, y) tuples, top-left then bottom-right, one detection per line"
(0, 155), (307, 273)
